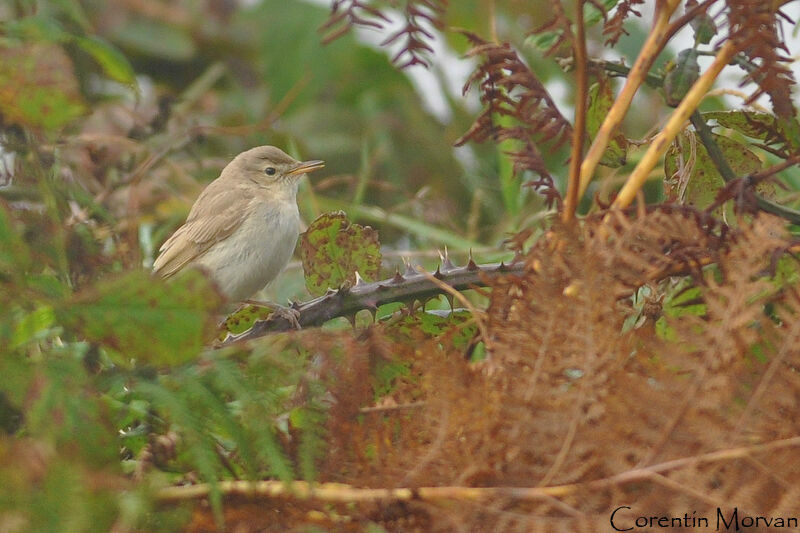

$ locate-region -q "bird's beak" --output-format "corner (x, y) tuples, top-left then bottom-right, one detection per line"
(287, 160), (325, 176)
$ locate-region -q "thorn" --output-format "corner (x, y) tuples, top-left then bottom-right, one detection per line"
(392, 269), (404, 284)
(499, 261), (507, 272)
(442, 245), (455, 271)
(326, 287), (337, 295)
(404, 258), (416, 277)
(467, 257), (478, 271)
(434, 265), (443, 279)
(354, 270), (365, 285)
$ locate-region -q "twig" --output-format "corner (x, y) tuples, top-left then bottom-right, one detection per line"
(155, 436), (800, 503)
(562, 0), (588, 222)
(359, 401), (426, 413)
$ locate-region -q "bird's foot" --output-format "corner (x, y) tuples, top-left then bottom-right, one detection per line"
(269, 305), (301, 330)
(242, 300), (301, 330)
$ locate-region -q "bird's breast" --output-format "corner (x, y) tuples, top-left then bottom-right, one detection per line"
(196, 198), (300, 301)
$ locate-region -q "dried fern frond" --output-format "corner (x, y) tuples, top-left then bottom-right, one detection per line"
(454, 32), (572, 207)
(321, 0), (447, 69)
(727, 0), (797, 119)
(603, 0), (645, 46)
(319, 0), (391, 43)
(382, 0), (447, 68)
(530, 0), (572, 55)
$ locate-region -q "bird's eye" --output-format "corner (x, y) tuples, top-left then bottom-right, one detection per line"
(264, 167), (277, 176)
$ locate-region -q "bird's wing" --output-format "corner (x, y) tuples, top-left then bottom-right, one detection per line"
(152, 181), (251, 278)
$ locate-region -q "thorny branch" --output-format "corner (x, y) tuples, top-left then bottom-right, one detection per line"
(222, 257), (522, 343)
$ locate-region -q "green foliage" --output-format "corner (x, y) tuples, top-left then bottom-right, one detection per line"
(663, 49), (700, 107)
(665, 131), (762, 212)
(587, 78), (628, 167)
(218, 304), (275, 337)
(72, 35), (137, 86)
(0, 42), (86, 131)
(58, 270), (223, 366)
(703, 110), (785, 141)
(654, 280), (707, 341)
(300, 211), (382, 296)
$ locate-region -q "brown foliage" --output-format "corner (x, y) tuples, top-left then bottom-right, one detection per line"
(727, 0), (797, 118)
(198, 210), (800, 531)
(320, 0), (447, 68)
(454, 33), (572, 208)
(603, 0), (644, 46)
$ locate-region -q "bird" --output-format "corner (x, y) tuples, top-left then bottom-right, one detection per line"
(153, 145), (324, 303)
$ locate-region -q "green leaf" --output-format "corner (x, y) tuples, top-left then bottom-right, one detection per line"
(300, 211), (381, 297)
(525, 30), (563, 52)
(662, 282), (705, 319)
(11, 305), (56, 349)
(655, 279), (707, 341)
(690, 11), (717, 45)
(663, 49), (699, 107)
(702, 110), (780, 140)
(584, 0), (619, 27)
(58, 270), (223, 366)
(73, 36), (138, 87)
(218, 304), (274, 338)
(665, 131), (761, 212)
(587, 79), (627, 167)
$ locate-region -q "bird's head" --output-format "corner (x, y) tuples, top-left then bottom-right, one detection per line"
(223, 145), (325, 190)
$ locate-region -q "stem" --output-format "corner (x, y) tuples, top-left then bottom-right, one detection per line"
(577, 0), (682, 200)
(594, 63), (800, 224)
(689, 111), (737, 182)
(156, 436), (800, 502)
(223, 260), (522, 342)
(612, 40), (740, 209)
(563, 0), (588, 223)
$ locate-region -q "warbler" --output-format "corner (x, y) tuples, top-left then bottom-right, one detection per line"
(153, 146), (324, 302)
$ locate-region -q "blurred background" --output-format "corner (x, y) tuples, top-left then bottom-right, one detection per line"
(6, 0), (793, 305)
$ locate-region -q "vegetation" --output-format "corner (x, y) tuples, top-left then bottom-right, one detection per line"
(2, 0), (800, 531)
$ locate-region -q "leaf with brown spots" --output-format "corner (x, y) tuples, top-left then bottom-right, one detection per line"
(299, 211), (381, 297)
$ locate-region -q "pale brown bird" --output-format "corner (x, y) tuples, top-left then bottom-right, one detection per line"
(153, 146), (324, 302)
